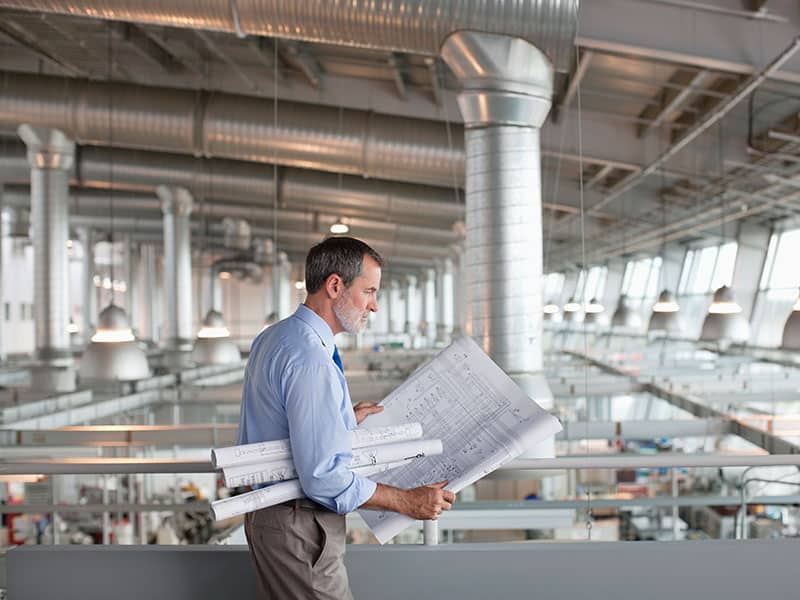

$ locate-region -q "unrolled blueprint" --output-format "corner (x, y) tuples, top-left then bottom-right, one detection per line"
(358, 335), (562, 544)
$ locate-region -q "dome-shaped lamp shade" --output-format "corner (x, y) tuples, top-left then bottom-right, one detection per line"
(79, 304), (151, 381)
(648, 289), (681, 333)
(611, 294), (642, 329)
(781, 289), (800, 350)
(543, 301), (560, 322)
(192, 310), (241, 365)
(700, 286), (750, 344)
(583, 298), (605, 325)
(563, 297), (581, 322)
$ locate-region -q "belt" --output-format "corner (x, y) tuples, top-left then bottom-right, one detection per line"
(276, 498), (328, 511)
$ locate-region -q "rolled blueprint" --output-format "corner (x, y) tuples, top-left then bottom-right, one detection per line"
(222, 438), (443, 488)
(211, 459), (414, 521)
(211, 422), (423, 468)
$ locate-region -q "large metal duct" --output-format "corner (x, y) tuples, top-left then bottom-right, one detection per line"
(0, 142), (464, 229)
(441, 32), (554, 416)
(0, 72), (463, 188)
(17, 125), (76, 391)
(157, 185), (194, 355)
(1, 1), (578, 72)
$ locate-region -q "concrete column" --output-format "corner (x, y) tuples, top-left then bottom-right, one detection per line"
(0, 186), (5, 362)
(404, 274), (417, 335)
(139, 244), (160, 344)
(18, 125), (76, 392)
(77, 227), (96, 342)
(388, 279), (402, 334)
(451, 244), (468, 338)
(435, 257), (454, 345)
(421, 267), (436, 344)
(273, 252), (292, 319)
(157, 186), (194, 364)
(127, 240), (139, 335)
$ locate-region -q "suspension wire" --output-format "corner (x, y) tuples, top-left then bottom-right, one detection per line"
(106, 24), (115, 306)
(574, 45), (593, 540)
(272, 39), (279, 315)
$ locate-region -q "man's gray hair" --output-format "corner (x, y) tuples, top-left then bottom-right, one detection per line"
(305, 237), (384, 294)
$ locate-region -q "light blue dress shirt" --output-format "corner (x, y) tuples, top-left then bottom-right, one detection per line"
(237, 304), (377, 514)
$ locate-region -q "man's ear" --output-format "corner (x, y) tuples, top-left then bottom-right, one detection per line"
(325, 273), (343, 298)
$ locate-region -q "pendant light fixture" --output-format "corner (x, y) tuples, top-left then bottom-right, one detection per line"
(648, 289), (681, 333)
(563, 296), (581, 322)
(543, 301), (560, 320)
(781, 288), (800, 350)
(79, 30), (150, 382)
(700, 285), (750, 344)
(80, 304), (150, 381)
(329, 218), (349, 235)
(649, 162), (680, 335)
(583, 297), (605, 325)
(699, 123), (748, 345)
(192, 309), (241, 365)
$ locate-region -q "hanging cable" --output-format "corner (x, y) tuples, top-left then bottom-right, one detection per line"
(574, 45), (593, 541)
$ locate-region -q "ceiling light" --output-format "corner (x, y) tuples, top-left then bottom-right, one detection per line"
(584, 298), (605, 314)
(80, 304), (150, 381)
(699, 286), (750, 344)
(707, 285), (742, 314)
(192, 310), (241, 365)
(543, 303), (560, 315)
(781, 287), (800, 350)
(219, 271), (232, 280)
(66, 320), (79, 334)
(330, 219), (349, 235)
(652, 289), (680, 313)
(563, 298), (581, 312)
(295, 280), (306, 290)
(197, 310), (231, 339)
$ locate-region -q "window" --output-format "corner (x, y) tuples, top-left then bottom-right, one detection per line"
(677, 242), (738, 295)
(762, 229), (800, 290)
(751, 228), (800, 346)
(582, 266), (607, 302)
(622, 257), (661, 300)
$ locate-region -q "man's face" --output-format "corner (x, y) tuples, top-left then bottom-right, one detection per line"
(332, 256), (381, 334)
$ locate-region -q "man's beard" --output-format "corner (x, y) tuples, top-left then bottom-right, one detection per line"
(333, 295), (368, 334)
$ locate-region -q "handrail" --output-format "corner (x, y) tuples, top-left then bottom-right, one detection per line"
(3, 453), (800, 475)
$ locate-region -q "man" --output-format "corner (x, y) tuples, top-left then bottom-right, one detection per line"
(237, 236), (455, 600)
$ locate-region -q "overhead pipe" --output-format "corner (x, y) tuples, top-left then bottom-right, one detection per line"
(17, 125), (76, 392)
(157, 186), (194, 360)
(0, 141), (464, 229)
(1, 1), (578, 72)
(441, 32), (556, 426)
(0, 71), (464, 188)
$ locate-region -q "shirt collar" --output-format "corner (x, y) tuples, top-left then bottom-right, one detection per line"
(293, 304), (336, 357)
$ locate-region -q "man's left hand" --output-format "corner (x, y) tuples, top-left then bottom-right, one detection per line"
(353, 402), (384, 424)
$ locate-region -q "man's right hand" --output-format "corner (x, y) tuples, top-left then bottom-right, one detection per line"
(360, 480), (456, 520)
(399, 481), (455, 520)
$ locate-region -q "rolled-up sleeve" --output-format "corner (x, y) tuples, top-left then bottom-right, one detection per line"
(284, 362), (377, 514)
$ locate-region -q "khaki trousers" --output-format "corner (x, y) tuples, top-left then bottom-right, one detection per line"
(244, 500), (354, 600)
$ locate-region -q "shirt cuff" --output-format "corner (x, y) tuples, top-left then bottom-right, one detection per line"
(331, 472), (378, 515)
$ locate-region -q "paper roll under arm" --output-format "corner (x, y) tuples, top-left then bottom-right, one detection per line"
(211, 422), (424, 469)
(210, 458), (426, 520)
(222, 438), (443, 488)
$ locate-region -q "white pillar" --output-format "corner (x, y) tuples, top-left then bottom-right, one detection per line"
(404, 274), (417, 337)
(435, 257), (454, 345)
(157, 186), (194, 363)
(422, 268), (436, 345)
(18, 125), (76, 392)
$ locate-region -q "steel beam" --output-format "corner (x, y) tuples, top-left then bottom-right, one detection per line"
(577, 0), (800, 84)
(107, 22), (186, 75)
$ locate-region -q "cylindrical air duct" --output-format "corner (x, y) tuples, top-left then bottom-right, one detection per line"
(18, 125), (74, 366)
(441, 32), (555, 418)
(157, 185), (194, 353)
